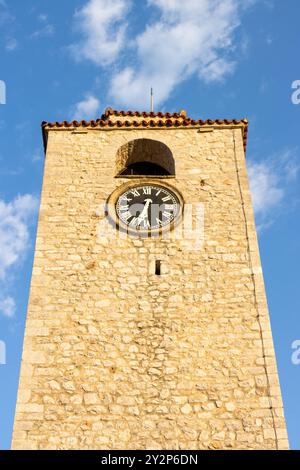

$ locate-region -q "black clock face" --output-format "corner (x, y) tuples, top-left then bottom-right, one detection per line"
(116, 184), (181, 231)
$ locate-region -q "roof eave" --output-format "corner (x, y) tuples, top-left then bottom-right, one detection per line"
(41, 118), (248, 154)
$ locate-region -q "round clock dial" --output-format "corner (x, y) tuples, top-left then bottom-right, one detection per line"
(116, 184), (181, 231)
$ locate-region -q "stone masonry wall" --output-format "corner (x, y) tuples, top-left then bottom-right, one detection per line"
(12, 126), (289, 449)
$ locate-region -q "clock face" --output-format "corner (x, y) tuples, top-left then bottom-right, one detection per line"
(115, 184), (181, 231)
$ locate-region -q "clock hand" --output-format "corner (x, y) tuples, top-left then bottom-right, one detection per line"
(137, 198), (152, 223)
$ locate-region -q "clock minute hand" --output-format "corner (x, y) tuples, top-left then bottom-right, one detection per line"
(137, 198), (152, 223)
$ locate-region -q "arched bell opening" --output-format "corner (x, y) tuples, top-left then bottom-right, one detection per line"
(115, 138), (175, 177)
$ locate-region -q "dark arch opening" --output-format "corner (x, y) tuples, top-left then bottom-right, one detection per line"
(119, 161), (170, 176)
(115, 138), (175, 176)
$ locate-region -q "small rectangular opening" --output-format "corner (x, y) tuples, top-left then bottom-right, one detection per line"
(155, 260), (161, 275)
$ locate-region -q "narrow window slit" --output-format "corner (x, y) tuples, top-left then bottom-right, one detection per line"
(155, 260), (161, 275)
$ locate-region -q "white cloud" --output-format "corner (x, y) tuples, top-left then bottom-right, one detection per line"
(200, 58), (236, 83)
(0, 194), (38, 319)
(247, 148), (299, 230)
(69, 0), (256, 108)
(266, 34), (273, 45)
(0, 194), (38, 280)
(70, 0), (131, 66)
(248, 161), (284, 215)
(30, 23), (54, 39)
(279, 149), (300, 182)
(71, 94), (100, 120)
(0, 296), (16, 317)
(5, 37), (17, 51)
(31, 148), (42, 163)
(109, 0), (251, 108)
(0, 0), (14, 26)
(38, 13), (48, 22)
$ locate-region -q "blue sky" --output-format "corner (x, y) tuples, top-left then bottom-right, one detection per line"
(0, 0), (299, 450)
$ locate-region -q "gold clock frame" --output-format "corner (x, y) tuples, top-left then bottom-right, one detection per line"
(106, 179), (185, 237)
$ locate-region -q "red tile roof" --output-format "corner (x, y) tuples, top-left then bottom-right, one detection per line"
(102, 108), (188, 119)
(42, 108), (248, 153)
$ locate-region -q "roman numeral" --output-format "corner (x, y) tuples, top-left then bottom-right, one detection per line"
(120, 196), (132, 202)
(129, 217), (139, 226)
(122, 211), (132, 220)
(119, 205), (129, 211)
(141, 219), (150, 229)
(162, 211), (172, 219)
(164, 204), (174, 211)
(162, 195), (171, 202)
(143, 187), (151, 195)
(131, 189), (140, 197)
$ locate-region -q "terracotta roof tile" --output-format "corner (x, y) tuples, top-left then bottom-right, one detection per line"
(102, 108), (187, 119)
(41, 109), (248, 153)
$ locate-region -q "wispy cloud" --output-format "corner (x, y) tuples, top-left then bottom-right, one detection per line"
(30, 13), (54, 39)
(247, 148), (299, 230)
(30, 23), (54, 39)
(0, 0), (13, 26)
(248, 161), (284, 215)
(71, 94), (100, 120)
(38, 13), (48, 22)
(110, 0), (253, 108)
(70, 0), (131, 66)
(5, 37), (17, 51)
(266, 34), (273, 45)
(0, 296), (16, 318)
(0, 194), (38, 280)
(0, 2), (17, 58)
(69, 0), (255, 109)
(0, 194), (38, 318)
(31, 148), (43, 163)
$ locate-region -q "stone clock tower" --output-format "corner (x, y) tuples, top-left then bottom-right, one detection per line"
(12, 108), (288, 450)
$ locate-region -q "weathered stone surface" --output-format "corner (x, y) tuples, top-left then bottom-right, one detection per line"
(12, 124), (288, 450)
